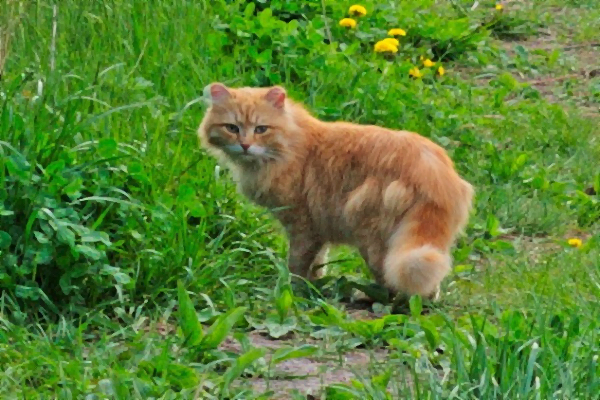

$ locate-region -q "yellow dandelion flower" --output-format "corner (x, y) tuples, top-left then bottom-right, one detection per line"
(381, 37), (399, 47)
(339, 18), (357, 28)
(437, 66), (445, 76)
(374, 40), (398, 54)
(388, 28), (407, 37)
(409, 67), (423, 78)
(567, 238), (582, 248)
(349, 5), (367, 17)
(495, 4), (503, 10)
(423, 59), (435, 67)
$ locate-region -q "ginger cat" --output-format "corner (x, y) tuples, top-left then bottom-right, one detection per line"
(198, 83), (474, 300)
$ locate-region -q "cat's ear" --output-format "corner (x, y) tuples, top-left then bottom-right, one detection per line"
(265, 86), (286, 109)
(203, 82), (231, 105)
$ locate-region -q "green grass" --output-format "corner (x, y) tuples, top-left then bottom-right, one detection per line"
(1, 0), (599, 398)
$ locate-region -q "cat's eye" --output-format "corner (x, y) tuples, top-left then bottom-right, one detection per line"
(254, 125), (268, 134)
(224, 124), (239, 134)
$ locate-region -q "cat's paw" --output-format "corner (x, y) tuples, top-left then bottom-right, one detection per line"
(308, 265), (324, 281)
(350, 283), (392, 305)
(428, 285), (441, 302)
(350, 289), (376, 304)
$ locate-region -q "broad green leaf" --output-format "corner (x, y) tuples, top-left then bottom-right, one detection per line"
(383, 314), (408, 325)
(45, 159), (65, 175)
(33, 244), (54, 265)
(165, 362), (200, 390)
(59, 272), (76, 295)
(81, 231), (111, 246)
(99, 265), (131, 285)
(113, 272), (131, 285)
(177, 280), (203, 347)
(200, 306), (247, 350)
(485, 214), (501, 237)
(6, 155), (30, 180)
(372, 369), (393, 390)
(548, 49), (560, 66)
(511, 153), (528, 173)
(0, 231), (11, 249)
(0, 208), (14, 216)
(221, 347), (266, 396)
(419, 318), (440, 349)
(63, 178), (83, 197)
(98, 138), (117, 157)
(265, 313), (296, 339)
(275, 285), (293, 322)
(256, 49), (272, 64)
(346, 319), (385, 339)
(33, 231), (50, 244)
(76, 244), (103, 261)
(567, 315), (580, 336)
(324, 384), (361, 399)
(497, 72), (519, 90)
(258, 8), (273, 27)
(453, 264), (473, 274)
(243, 2), (255, 18)
(409, 295), (423, 318)
(271, 344), (318, 366)
(317, 300), (346, 324)
(15, 285), (41, 300)
(128, 161), (143, 174)
(177, 183), (195, 203)
(57, 226), (76, 247)
(350, 379), (365, 390)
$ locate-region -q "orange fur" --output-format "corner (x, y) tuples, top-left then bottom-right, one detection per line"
(198, 83), (474, 298)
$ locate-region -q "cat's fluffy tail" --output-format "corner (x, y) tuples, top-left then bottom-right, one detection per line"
(382, 244), (451, 298)
(381, 197), (465, 298)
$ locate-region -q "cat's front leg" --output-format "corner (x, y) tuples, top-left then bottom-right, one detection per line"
(286, 229), (323, 280)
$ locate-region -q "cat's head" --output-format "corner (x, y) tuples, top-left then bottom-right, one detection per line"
(199, 83), (299, 164)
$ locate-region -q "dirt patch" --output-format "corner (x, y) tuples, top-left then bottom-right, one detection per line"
(452, 0), (600, 114)
(144, 318), (402, 397)
(484, 3), (600, 114)
(220, 331), (398, 399)
(460, 39), (600, 116)
(248, 350), (390, 398)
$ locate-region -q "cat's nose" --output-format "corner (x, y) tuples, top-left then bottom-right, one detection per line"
(240, 143), (250, 152)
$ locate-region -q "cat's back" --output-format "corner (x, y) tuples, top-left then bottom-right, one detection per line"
(302, 120), (469, 213)
(311, 121), (453, 173)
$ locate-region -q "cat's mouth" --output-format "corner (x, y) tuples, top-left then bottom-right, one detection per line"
(228, 150), (262, 163)
(220, 143), (274, 162)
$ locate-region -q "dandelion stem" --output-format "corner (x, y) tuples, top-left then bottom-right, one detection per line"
(321, 0), (333, 44)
